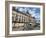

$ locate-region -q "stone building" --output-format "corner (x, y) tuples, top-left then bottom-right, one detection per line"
(12, 7), (36, 30)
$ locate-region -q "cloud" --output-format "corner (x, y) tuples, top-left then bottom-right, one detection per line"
(16, 7), (40, 20)
(32, 8), (36, 11)
(28, 9), (36, 17)
(18, 8), (23, 12)
(28, 9), (40, 20)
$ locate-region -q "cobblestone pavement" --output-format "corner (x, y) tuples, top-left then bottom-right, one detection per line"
(12, 25), (40, 31)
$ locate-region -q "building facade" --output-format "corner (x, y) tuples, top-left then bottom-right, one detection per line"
(12, 11), (36, 30)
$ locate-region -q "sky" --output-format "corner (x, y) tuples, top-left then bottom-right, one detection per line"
(14, 7), (40, 21)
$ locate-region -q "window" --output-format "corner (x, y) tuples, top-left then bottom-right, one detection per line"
(16, 15), (18, 22)
(12, 16), (14, 21)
